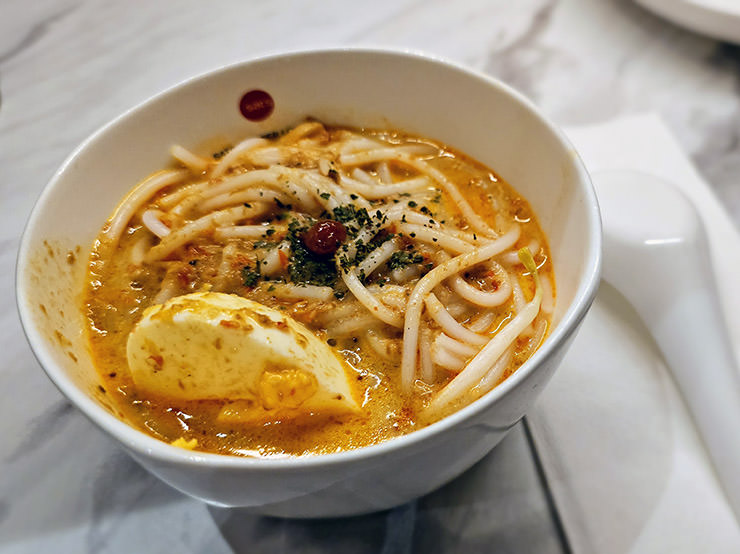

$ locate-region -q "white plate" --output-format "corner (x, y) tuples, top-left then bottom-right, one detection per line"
(636, 0), (740, 43)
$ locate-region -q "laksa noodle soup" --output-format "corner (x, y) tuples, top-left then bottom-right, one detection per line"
(85, 120), (555, 457)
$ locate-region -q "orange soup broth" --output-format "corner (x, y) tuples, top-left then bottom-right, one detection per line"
(84, 126), (554, 457)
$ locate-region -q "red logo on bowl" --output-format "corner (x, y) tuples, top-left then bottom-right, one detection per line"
(239, 90), (274, 121)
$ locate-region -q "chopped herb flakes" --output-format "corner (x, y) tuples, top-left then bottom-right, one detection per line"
(260, 126), (292, 140)
(241, 264), (261, 288)
(212, 146), (232, 159)
(286, 219), (338, 287)
(387, 251), (424, 270)
(332, 205), (371, 227)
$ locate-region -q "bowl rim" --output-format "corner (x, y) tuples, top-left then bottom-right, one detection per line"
(16, 46), (602, 471)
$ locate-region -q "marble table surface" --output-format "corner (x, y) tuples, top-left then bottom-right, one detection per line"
(2, 1), (740, 552)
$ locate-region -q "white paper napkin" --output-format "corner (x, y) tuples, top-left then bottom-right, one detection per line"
(527, 114), (740, 553)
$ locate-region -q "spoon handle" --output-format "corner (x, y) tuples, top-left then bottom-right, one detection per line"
(597, 171), (740, 522)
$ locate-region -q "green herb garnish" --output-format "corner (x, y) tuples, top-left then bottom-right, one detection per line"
(212, 146), (232, 159)
(332, 205), (371, 227)
(274, 198), (292, 210)
(241, 263), (261, 288)
(387, 251), (424, 270)
(286, 219), (338, 286)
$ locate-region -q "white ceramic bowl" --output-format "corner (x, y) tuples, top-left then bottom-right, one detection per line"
(16, 48), (601, 517)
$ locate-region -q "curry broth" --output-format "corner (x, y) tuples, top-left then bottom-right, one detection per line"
(84, 126), (553, 457)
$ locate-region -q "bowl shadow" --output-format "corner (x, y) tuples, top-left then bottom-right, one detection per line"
(209, 422), (567, 553)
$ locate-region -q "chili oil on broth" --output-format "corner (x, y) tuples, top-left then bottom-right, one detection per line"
(83, 121), (555, 458)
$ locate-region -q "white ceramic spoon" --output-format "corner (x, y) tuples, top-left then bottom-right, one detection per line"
(596, 170), (740, 522)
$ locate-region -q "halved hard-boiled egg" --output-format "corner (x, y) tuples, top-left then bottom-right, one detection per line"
(126, 292), (359, 422)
